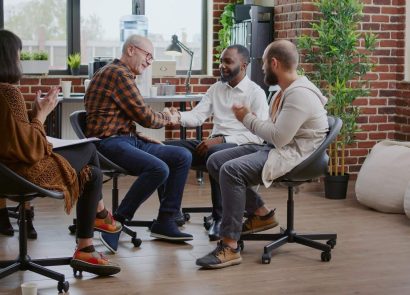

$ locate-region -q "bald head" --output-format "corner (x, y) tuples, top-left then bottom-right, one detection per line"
(122, 34), (152, 55)
(265, 40), (299, 70)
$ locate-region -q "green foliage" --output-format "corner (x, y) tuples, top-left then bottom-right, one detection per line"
(20, 50), (48, 60)
(32, 51), (49, 60)
(67, 53), (81, 69)
(215, 0), (243, 62)
(297, 0), (376, 176)
(20, 51), (32, 60)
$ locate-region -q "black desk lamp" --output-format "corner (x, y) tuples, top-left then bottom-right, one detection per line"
(165, 35), (194, 94)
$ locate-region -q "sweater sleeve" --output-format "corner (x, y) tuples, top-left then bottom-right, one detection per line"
(0, 87), (50, 165)
(242, 88), (313, 149)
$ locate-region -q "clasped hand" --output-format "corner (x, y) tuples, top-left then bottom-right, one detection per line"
(232, 103), (251, 122)
(163, 106), (180, 125)
(32, 86), (60, 124)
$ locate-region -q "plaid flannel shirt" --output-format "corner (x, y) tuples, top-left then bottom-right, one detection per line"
(84, 59), (170, 138)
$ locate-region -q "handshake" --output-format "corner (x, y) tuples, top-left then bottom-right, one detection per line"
(163, 107), (181, 125)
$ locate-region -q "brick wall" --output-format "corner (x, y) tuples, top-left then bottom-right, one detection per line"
(19, 0), (409, 175)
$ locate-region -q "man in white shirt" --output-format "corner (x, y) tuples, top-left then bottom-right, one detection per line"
(165, 44), (269, 241)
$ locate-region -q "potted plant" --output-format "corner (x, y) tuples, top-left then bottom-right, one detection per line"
(20, 50), (50, 75)
(67, 53), (81, 75)
(215, 0), (243, 61)
(298, 0), (376, 199)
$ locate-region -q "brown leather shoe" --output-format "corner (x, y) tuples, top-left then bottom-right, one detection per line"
(242, 209), (279, 235)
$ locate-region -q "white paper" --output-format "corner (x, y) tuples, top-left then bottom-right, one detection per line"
(46, 136), (100, 149)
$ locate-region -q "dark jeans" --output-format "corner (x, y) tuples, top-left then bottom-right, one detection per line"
(164, 139), (237, 220)
(98, 136), (192, 221)
(55, 143), (102, 239)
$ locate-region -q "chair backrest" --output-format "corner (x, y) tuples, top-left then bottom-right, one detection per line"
(281, 116), (342, 182)
(69, 110), (128, 174)
(0, 162), (63, 202)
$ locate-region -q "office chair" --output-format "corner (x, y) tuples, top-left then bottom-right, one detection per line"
(69, 110), (154, 248)
(239, 116), (342, 264)
(0, 162), (71, 293)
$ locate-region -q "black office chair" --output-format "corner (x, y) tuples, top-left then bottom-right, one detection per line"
(69, 110), (154, 248)
(239, 116), (342, 264)
(0, 162), (71, 293)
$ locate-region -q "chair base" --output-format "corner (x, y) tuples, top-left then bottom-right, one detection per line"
(0, 257), (71, 293)
(1, 202), (70, 293)
(240, 228), (337, 264)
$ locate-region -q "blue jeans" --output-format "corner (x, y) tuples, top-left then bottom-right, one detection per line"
(98, 136), (192, 220)
(164, 140), (237, 220)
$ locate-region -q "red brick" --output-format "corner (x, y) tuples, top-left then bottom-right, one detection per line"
(369, 133), (387, 140)
(20, 78), (39, 85)
(40, 78), (60, 85)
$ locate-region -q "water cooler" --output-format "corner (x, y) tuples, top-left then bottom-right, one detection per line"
(120, 14), (151, 96)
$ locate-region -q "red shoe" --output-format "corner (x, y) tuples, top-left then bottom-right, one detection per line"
(94, 211), (122, 233)
(70, 248), (121, 276)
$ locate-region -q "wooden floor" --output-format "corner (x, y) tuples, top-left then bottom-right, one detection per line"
(1, 172), (410, 295)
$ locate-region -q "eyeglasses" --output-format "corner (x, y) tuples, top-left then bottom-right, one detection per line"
(132, 45), (154, 64)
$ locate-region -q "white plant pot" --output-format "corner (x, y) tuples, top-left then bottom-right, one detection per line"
(21, 60), (50, 75)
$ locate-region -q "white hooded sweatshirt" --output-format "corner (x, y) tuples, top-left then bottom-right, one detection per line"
(242, 76), (329, 187)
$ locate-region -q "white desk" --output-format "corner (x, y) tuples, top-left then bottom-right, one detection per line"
(46, 94), (203, 140)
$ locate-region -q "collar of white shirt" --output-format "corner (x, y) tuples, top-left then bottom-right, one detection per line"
(223, 75), (250, 93)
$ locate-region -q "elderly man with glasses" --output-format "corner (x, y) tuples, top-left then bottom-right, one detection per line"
(84, 34), (193, 252)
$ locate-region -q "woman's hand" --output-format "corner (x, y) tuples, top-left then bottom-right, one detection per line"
(32, 86), (60, 124)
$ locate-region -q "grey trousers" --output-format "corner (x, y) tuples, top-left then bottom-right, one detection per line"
(206, 144), (272, 240)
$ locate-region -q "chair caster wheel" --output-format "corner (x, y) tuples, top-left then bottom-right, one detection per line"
(183, 213), (191, 222)
(262, 253), (271, 264)
(132, 238), (142, 247)
(57, 281), (69, 293)
(73, 269), (83, 278)
(238, 240), (244, 251)
(68, 224), (76, 234)
(326, 239), (336, 249)
(321, 251), (331, 262)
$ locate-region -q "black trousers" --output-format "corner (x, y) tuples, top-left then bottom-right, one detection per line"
(55, 143), (102, 239)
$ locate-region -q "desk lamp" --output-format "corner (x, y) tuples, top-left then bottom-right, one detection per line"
(165, 35), (194, 94)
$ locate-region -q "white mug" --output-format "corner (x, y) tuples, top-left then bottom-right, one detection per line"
(61, 81), (72, 98)
(150, 86), (158, 97)
(21, 282), (38, 295)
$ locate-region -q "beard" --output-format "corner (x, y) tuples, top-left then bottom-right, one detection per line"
(220, 65), (241, 83)
(264, 66), (278, 86)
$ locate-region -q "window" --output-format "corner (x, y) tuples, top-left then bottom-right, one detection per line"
(3, 0), (67, 70)
(145, 0), (206, 73)
(0, 0), (207, 74)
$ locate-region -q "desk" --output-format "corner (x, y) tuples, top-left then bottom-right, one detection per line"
(45, 94), (203, 140)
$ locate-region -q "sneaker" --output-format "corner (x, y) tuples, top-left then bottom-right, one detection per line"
(94, 211), (122, 234)
(99, 231), (121, 254)
(150, 220), (193, 242)
(174, 210), (186, 227)
(241, 209), (279, 235)
(70, 248), (121, 276)
(196, 241), (242, 269)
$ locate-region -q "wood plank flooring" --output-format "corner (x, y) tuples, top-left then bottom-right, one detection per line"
(1, 172), (410, 295)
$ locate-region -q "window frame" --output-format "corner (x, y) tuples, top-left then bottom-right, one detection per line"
(0, 0), (208, 75)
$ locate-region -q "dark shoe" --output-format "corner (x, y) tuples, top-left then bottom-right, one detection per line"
(208, 219), (221, 241)
(242, 209), (279, 235)
(196, 240), (242, 269)
(99, 231), (121, 254)
(0, 208), (14, 236)
(25, 209), (37, 239)
(174, 210), (186, 227)
(70, 248), (121, 276)
(150, 220), (193, 242)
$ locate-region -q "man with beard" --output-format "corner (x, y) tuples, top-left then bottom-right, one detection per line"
(196, 40), (329, 269)
(165, 44), (269, 241)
